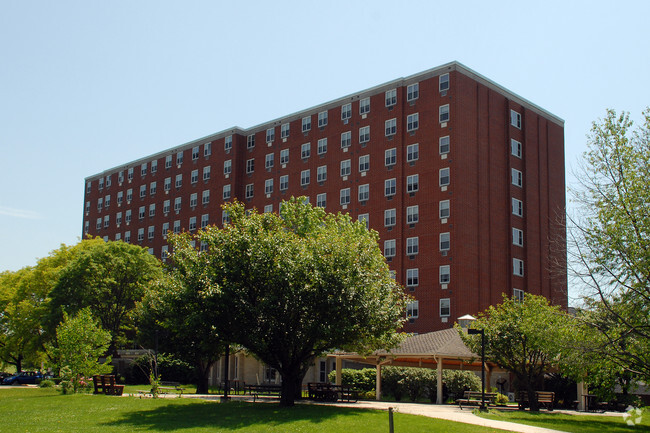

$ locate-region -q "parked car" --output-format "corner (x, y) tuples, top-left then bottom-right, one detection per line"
(2, 371), (43, 385)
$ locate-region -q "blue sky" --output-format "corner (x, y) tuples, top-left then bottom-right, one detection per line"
(1, 1), (649, 300)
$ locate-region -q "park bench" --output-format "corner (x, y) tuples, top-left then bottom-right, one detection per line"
(307, 383), (358, 403)
(456, 391), (497, 409)
(517, 391), (555, 410)
(246, 384), (282, 402)
(92, 375), (124, 396)
(158, 381), (185, 396)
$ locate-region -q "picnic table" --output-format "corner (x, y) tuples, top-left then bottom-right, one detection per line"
(92, 375), (124, 396)
(456, 391), (497, 409)
(307, 383), (357, 402)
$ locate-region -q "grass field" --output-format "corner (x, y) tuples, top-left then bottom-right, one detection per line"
(477, 407), (650, 433)
(0, 388), (512, 433)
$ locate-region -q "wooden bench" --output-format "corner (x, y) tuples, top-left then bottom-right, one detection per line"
(456, 391), (497, 409)
(517, 391), (555, 410)
(307, 383), (358, 403)
(158, 381), (185, 397)
(246, 384), (282, 402)
(92, 375), (124, 396)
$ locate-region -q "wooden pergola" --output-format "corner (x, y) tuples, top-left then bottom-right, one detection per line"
(329, 328), (504, 403)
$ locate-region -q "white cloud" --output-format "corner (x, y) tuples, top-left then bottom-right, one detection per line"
(0, 206), (42, 220)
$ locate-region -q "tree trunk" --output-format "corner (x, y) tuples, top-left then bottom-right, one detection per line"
(195, 360), (214, 395)
(279, 367), (306, 407)
(527, 381), (539, 412)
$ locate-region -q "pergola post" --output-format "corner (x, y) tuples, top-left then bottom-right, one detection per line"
(436, 357), (443, 404)
(577, 381), (587, 411)
(376, 363), (382, 401)
(335, 356), (342, 385)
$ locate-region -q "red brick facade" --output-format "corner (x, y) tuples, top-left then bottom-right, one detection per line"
(83, 62), (567, 332)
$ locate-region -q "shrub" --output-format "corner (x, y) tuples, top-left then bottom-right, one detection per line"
(495, 393), (509, 405)
(39, 379), (55, 388)
(327, 368), (376, 392)
(129, 352), (195, 384)
(443, 370), (481, 399)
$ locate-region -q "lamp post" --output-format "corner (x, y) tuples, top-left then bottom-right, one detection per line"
(467, 327), (486, 411)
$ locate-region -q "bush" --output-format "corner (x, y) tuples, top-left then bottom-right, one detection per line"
(327, 368), (376, 392)
(38, 379), (55, 388)
(129, 352), (195, 384)
(495, 393), (509, 405)
(443, 370), (481, 399)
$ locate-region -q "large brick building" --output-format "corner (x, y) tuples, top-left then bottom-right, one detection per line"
(83, 61), (567, 333)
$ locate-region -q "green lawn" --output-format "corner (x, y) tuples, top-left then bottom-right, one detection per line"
(477, 408), (650, 433)
(0, 388), (511, 433)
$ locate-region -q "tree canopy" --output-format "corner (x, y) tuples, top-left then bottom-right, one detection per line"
(169, 198), (407, 406)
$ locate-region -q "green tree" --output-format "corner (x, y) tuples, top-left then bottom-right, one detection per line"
(48, 239), (163, 354)
(460, 294), (574, 411)
(53, 308), (112, 392)
(170, 198), (407, 406)
(569, 108), (650, 381)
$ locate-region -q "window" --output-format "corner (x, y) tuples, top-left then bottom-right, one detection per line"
(385, 89), (397, 107)
(439, 136), (450, 154)
(439, 73), (450, 91)
(141, 163), (147, 176)
(151, 160), (157, 173)
(95, 217), (101, 230)
(104, 215), (110, 228)
(385, 118), (396, 136)
(511, 139), (522, 158)
(204, 142), (211, 157)
(359, 155), (369, 173)
(406, 205), (419, 224)
(440, 265), (450, 284)
(163, 200), (170, 214)
(246, 158), (255, 174)
(139, 206), (145, 220)
(316, 193), (326, 208)
(164, 177), (171, 191)
(176, 151), (183, 165)
(440, 298), (450, 317)
(224, 160), (232, 175)
(126, 188), (133, 202)
(189, 216), (197, 231)
(87, 181), (92, 193)
(513, 288), (525, 302)
(139, 185), (146, 198)
(407, 174), (419, 193)
(439, 168), (450, 186)
(406, 269), (419, 287)
(161, 245), (168, 260)
(384, 239), (396, 258)
(301, 169), (310, 186)
(302, 116), (311, 133)
(318, 110), (328, 127)
(191, 169), (199, 184)
(245, 184), (254, 199)
(201, 214), (209, 228)
(149, 203), (155, 217)
(317, 138), (327, 155)
(203, 166), (211, 180)
(439, 200), (450, 219)
(341, 103), (351, 121)
(359, 97), (370, 115)
(265, 153), (274, 169)
(105, 195), (111, 208)
(407, 113), (419, 132)
(407, 83), (419, 101)
(513, 258), (524, 276)
(266, 127), (275, 143)
(341, 131), (351, 148)
(263, 205), (273, 213)
(317, 165), (327, 182)
(173, 220), (181, 234)
(223, 184), (231, 200)
(385, 148), (397, 167)
(85, 201), (90, 214)
(385, 178), (396, 197)
(165, 155), (172, 169)
(513, 227), (524, 246)
(281, 123), (290, 138)
(359, 126), (370, 144)
(407, 143), (419, 162)
(439, 104), (450, 122)
(512, 168), (523, 187)
(127, 167), (134, 181)
(117, 191), (123, 204)
(247, 134), (255, 149)
(440, 232), (450, 251)
(202, 189), (210, 204)
(280, 175), (289, 191)
(105, 175), (111, 187)
(265, 178), (273, 195)
(340, 159), (351, 177)
(225, 135), (232, 151)
(116, 212), (122, 225)
(174, 197), (181, 212)
(137, 228), (144, 241)
(280, 149), (289, 165)
(358, 213), (369, 229)
(510, 109), (522, 128)
(118, 171), (125, 183)
(406, 237), (419, 256)
(124, 231), (131, 243)
(175, 174), (182, 188)
(301, 143), (311, 159)
(406, 301), (419, 319)
(512, 198), (523, 217)
(148, 225), (155, 239)
(192, 146), (200, 160)
(340, 188), (350, 205)
(150, 181), (157, 195)
(384, 208), (396, 227)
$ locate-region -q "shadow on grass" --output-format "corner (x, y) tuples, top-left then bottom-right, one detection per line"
(103, 401), (371, 431)
(481, 409), (641, 433)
